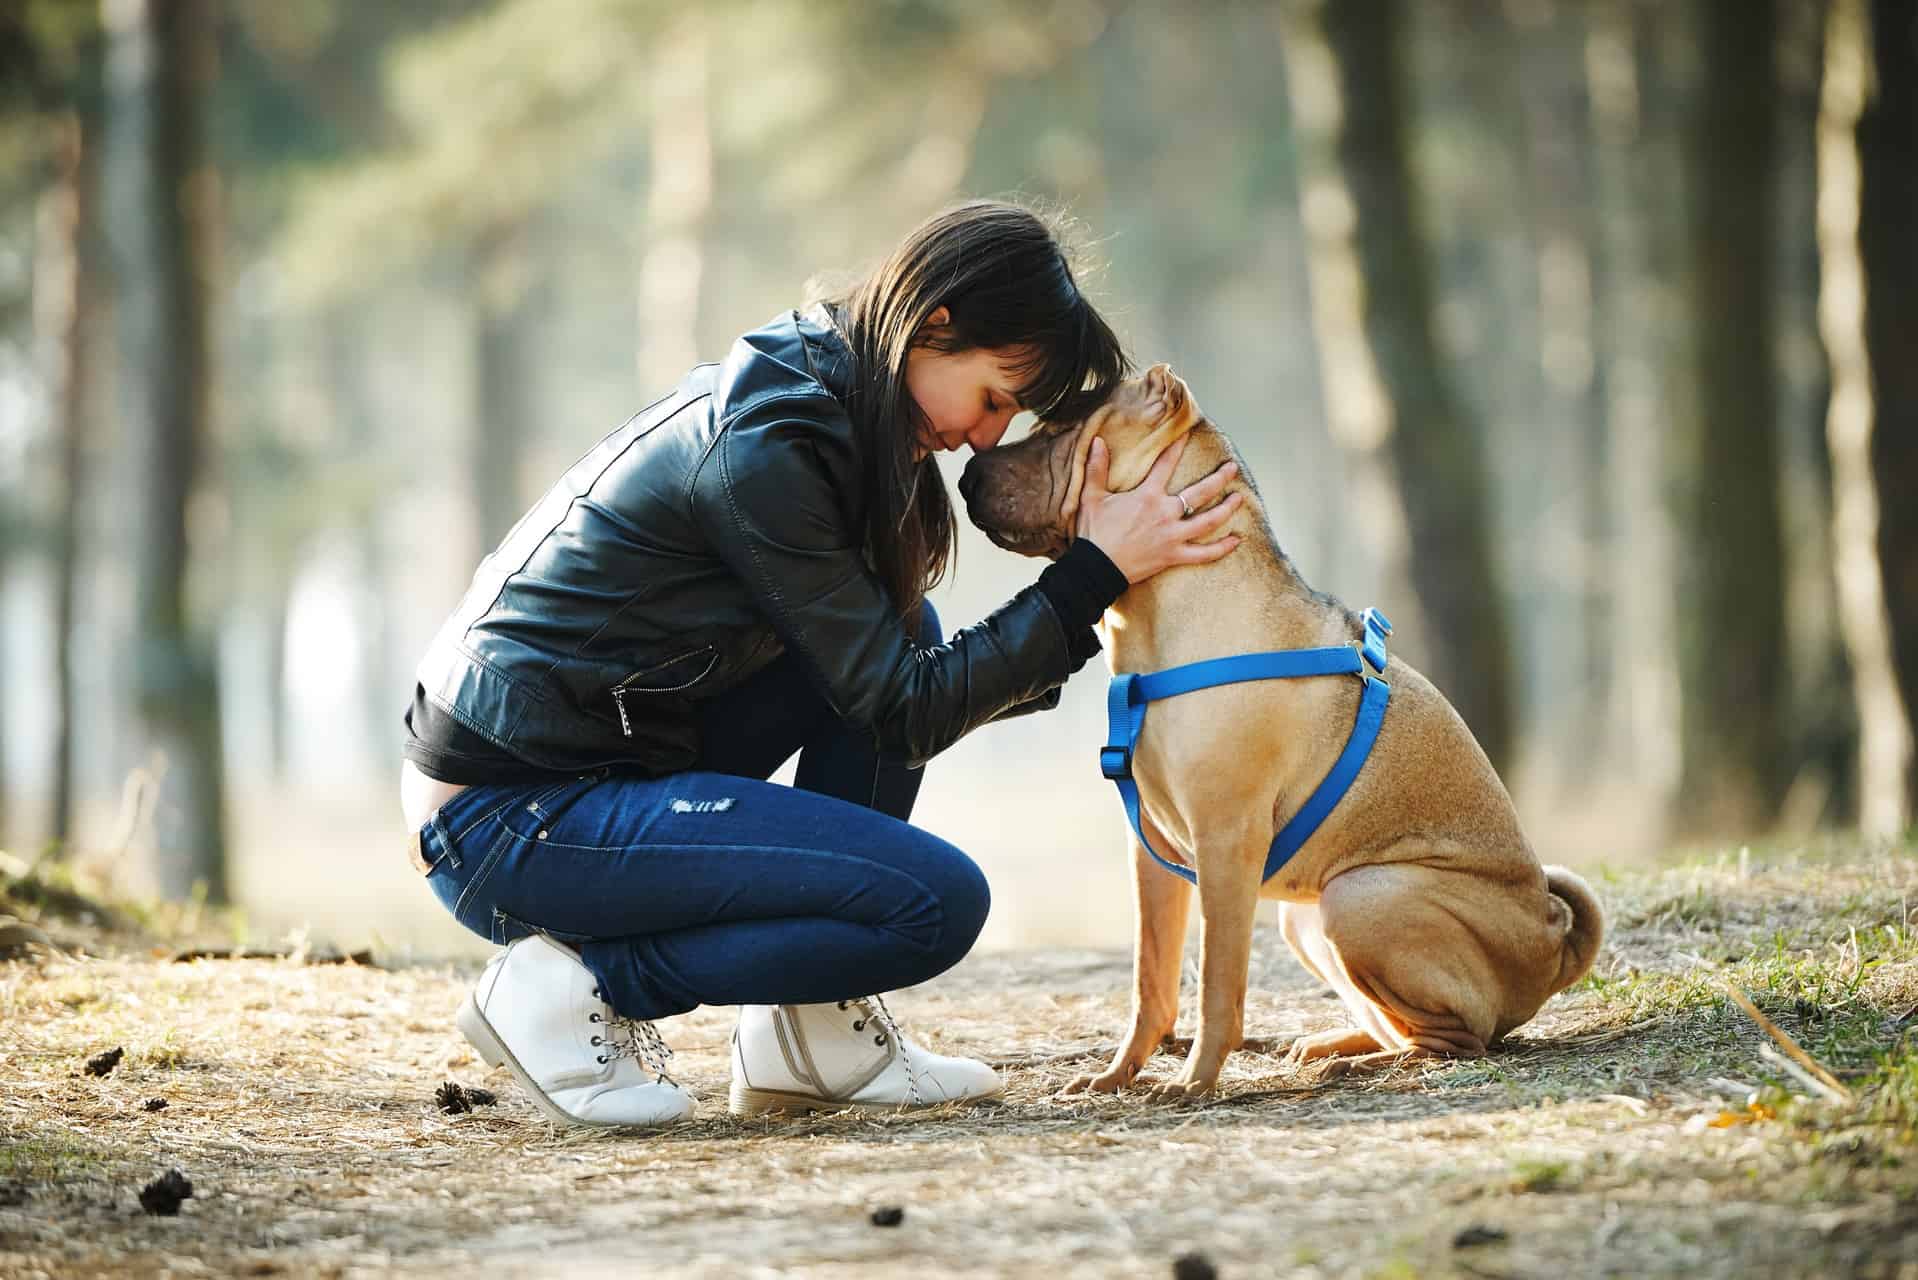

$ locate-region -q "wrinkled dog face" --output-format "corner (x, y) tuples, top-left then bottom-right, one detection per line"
(957, 363), (1202, 559)
(955, 422), (1083, 558)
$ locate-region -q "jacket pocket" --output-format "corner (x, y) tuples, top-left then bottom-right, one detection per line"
(608, 645), (719, 738)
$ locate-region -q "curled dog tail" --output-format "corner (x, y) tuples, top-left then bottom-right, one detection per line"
(1543, 865), (1604, 994)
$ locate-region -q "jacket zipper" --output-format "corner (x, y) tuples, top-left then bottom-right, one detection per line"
(608, 646), (719, 738)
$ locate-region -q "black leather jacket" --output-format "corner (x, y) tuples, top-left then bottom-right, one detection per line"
(412, 304), (1094, 777)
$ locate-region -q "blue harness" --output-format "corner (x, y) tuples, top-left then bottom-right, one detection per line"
(1099, 608), (1395, 885)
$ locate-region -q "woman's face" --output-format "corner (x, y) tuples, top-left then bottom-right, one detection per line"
(904, 309), (1033, 459)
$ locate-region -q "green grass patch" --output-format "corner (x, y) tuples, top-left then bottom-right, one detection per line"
(1576, 907), (1913, 1051)
(1619, 884), (1735, 931)
(1853, 1037), (1918, 1145)
(1508, 1156), (1573, 1193)
(0, 850), (251, 948)
(144, 1033), (191, 1070)
(0, 1134), (111, 1184)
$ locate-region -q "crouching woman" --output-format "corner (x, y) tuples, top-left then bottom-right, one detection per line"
(397, 200), (1242, 1128)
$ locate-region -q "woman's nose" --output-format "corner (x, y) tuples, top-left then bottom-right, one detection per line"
(970, 415), (1011, 451)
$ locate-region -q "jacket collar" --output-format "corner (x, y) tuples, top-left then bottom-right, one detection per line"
(799, 302), (859, 405)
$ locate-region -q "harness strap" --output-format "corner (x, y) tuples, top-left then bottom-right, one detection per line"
(1100, 608), (1394, 886)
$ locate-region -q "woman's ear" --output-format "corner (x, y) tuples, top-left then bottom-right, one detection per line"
(912, 305), (953, 346)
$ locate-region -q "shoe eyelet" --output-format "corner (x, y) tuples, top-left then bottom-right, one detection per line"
(590, 1035), (602, 1046)
(836, 1000), (849, 1010)
(873, 1035), (886, 1046)
(596, 1054), (607, 1064)
(852, 1019), (865, 1032)
(589, 1013), (601, 1023)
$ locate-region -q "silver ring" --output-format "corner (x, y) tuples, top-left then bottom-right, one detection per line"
(1178, 492), (1193, 519)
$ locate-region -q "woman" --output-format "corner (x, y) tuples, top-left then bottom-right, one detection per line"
(400, 200), (1244, 1128)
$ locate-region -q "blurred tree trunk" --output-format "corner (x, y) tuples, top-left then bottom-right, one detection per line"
(321, 310), (399, 776)
(0, 546), (8, 846)
(1588, 2), (1685, 825)
(635, 11), (710, 394)
(471, 222), (532, 554)
(1822, 0), (1918, 830)
(1678, 0), (1788, 835)
(1772, 0), (1850, 832)
(1413, 4), (1541, 785)
(261, 575), (292, 781)
(1277, 0), (1516, 772)
(102, 0), (227, 900)
(1861, 0), (1918, 821)
(36, 108), (99, 852)
(1509, 0), (1610, 796)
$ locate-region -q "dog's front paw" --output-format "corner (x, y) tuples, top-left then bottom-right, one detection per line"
(1142, 1076), (1217, 1102)
(1059, 1063), (1139, 1096)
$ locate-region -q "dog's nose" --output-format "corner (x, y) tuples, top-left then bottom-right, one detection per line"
(957, 458), (981, 504)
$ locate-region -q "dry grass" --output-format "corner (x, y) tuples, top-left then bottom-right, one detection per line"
(2, 838), (1916, 1278)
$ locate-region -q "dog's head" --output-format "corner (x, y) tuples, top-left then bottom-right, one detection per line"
(957, 363), (1204, 558)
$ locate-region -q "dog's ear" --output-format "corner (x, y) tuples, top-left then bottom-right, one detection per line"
(1143, 361), (1174, 403)
(1056, 417), (1105, 531)
(1104, 364), (1203, 493)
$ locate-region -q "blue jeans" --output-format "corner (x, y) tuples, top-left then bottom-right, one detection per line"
(414, 605), (991, 1022)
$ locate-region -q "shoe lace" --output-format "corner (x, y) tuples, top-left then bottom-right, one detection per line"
(840, 995), (919, 1107)
(589, 988), (677, 1085)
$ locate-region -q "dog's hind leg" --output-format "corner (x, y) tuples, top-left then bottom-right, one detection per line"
(1277, 901), (1412, 1063)
(1062, 826), (1192, 1096)
(1306, 863), (1505, 1059)
(1284, 1028), (1390, 1062)
(1276, 902), (1339, 987)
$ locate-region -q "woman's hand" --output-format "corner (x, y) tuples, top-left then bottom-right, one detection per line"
(1075, 434), (1244, 584)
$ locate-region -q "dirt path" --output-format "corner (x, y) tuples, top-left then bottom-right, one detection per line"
(3, 843), (1915, 1278)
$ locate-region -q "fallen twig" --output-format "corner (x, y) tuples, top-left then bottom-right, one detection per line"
(1757, 1044), (1852, 1106)
(1723, 984), (1855, 1106)
(986, 1046), (1106, 1069)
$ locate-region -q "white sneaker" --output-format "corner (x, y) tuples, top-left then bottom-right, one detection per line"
(729, 996), (1004, 1116)
(456, 933), (696, 1129)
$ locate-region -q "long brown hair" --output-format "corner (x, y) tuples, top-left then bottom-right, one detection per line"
(826, 201), (1130, 626)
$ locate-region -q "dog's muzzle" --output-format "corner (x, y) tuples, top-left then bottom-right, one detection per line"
(957, 456), (983, 505)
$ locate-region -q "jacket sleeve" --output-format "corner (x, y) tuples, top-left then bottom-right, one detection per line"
(692, 395), (1078, 767)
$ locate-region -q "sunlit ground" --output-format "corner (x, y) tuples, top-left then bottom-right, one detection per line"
(2, 839), (1913, 1278)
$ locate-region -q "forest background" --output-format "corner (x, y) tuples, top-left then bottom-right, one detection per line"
(0, 0), (1913, 958)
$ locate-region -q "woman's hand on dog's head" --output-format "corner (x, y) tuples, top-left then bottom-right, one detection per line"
(1075, 434), (1243, 584)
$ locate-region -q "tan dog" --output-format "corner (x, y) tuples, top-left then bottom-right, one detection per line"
(959, 365), (1604, 1098)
